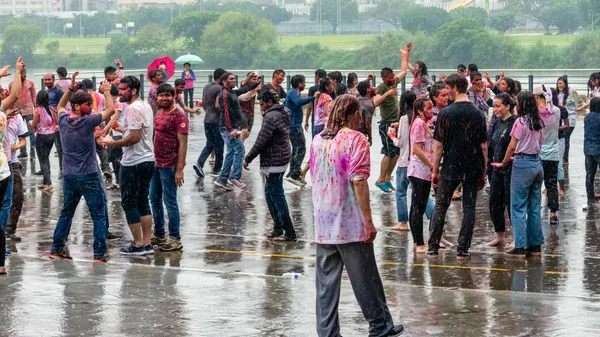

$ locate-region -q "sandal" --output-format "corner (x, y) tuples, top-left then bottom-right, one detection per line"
(43, 185), (53, 191)
(265, 232), (284, 239)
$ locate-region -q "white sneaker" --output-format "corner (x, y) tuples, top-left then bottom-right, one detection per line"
(214, 180), (233, 191)
(228, 179), (247, 189)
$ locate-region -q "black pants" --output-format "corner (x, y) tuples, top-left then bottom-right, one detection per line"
(7, 163), (23, 235)
(55, 131), (63, 172)
(108, 136), (123, 185)
(489, 168), (511, 233)
(184, 88), (194, 107)
(287, 127), (305, 180)
(409, 176), (431, 246)
(96, 142), (111, 178)
(36, 133), (56, 185)
(585, 154), (600, 199)
(563, 126), (574, 162)
(542, 160), (559, 212)
(428, 178), (480, 253)
(0, 176), (10, 267)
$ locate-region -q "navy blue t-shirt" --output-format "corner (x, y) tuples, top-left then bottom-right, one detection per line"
(59, 112), (102, 175)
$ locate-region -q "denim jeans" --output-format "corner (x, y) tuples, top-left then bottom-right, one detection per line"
(218, 131), (244, 184)
(265, 172), (296, 238)
(288, 127), (305, 179)
(428, 178), (480, 252)
(184, 88), (194, 107)
(510, 155), (544, 249)
(542, 160), (559, 212)
(396, 167), (434, 223)
(0, 177), (9, 267)
(36, 133), (56, 185)
(52, 172), (108, 258)
(0, 166), (13, 229)
(150, 167), (180, 240)
(312, 124), (325, 139)
(120, 161), (154, 225)
(197, 123), (224, 173)
(585, 154), (600, 199)
(489, 167), (511, 233)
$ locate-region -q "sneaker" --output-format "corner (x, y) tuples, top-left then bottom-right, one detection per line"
(285, 176), (306, 186)
(103, 171), (112, 181)
(525, 245), (542, 256)
(549, 215), (559, 224)
(6, 233), (22, 242)
(214, 179), (233, 191)
(387, 324), (406, 336)
(193, 163), (205, 178)
(386, 181), (396, 191)
(229, 179), (247, 189)
(375, 182), (391, 193)
(159, 236), (183, 251)
(18, 152), (27, 158)
(426, 247), (439, 256)
(5, 249), (11, 256)
(151, 235), (168, 246)
(119, 243), (146, 256)
(210, 171), (221, 177)
(106, 231), (121, 240)
(457, 250), (470, 258)
(93, 257), (108, 263)
(49, 249), (72, 260)
(33, 170), (43, 176)
(504, 247), (526, 258)
(145, 244), (155, 255)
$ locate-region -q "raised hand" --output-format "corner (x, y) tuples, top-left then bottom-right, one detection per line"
(0, 65), (11, 78)
(114, 59), (122, 68)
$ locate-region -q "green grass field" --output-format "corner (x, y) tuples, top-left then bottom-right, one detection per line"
(26, 31), (577, 56)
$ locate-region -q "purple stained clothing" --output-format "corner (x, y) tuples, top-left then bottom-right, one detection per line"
(34, 107), (57, 135)
(59, 112), (103, 175)
(309, 128), (371, 244)
(148, 84), (159, 115)
(511, 117), (543, 155)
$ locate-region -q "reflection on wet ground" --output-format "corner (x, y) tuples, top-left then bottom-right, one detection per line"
(1, 113), (600, 336)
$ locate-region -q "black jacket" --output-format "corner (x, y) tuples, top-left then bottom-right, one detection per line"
(245, 104), (291, 168)
(219, 83), (259, 131)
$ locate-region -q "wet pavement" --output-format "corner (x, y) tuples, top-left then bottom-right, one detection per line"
(1, 111), (600, 336)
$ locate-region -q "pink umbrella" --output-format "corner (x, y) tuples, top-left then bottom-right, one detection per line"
(147, 56), (175, 82)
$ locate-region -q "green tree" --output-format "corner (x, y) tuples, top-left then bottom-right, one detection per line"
(198, 2), (291, 25)
(105, 35), (138, 65)
(134, 24), (170, 54)
(488, 10), (520, 33)
(310, 0), (360, 34)
(449, 6), (489, 27)
(1, 24), (43, 63)
(400, 6), (450, 34)
(200, 12), (276, 68)
(46, 40), (60, 54)
(364, 0), (415, 31)
(169, 11), (220, 45)
(550, 2), (582, 33)
(517, 40), (564, 68)
(576, 0), (600, 29)
(504, 0), (557, 34)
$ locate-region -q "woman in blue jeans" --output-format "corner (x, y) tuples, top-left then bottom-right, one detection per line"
(493, 91), (545, 258)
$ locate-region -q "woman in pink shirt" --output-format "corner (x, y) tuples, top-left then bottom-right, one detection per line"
(407, 97), (435, 253)
(310, 94), (405, 337)
(31, 91), (57, 191)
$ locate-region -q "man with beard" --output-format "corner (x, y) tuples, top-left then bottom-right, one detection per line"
(43, 73), (64, 108)
(148, 83), (188, 251)
(104, 76), (155, 256)
(49, 72), (115, 262)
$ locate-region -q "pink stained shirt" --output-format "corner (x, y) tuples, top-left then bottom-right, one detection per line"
(9, 80), (36, 116)
(407, 118), (435, 181)
(34, 107), (57, 135)
(314, 93), (332, 127)
(309, 128), (371, 244)
(510, 117), (544, 155)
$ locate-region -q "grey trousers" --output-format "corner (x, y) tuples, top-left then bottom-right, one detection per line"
(316, 242), (394, 337)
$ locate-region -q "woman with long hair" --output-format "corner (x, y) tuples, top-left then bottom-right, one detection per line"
(551, 87), (570, 195)
(493, 91), (545, 257)
(487, 93), (516, 247)
(408, 59), (434, 96)
(556, 75), (580, 165)
(31, 90), (57, 191)
(576, 72), (600, 113)
(347, 72), (359, 96)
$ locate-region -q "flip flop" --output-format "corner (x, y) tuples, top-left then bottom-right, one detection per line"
(265, 232), (284, 239)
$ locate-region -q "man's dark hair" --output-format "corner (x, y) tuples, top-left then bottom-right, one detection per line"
(315, 69), (327, 80)
(381, 67), (394, 78)
(290, 74), (306, 89)
(149, 69), (162, 81)
(272, 69), (285, 78)
(219, 72), (233, 85)
(468, 63), (478, 72)
(120, 76), (141, 94)
(445, 74), (469, 94)
(82, 79), (94, 91)
(356, 80), (371, 97)
(328, 71), (342, 83)
(157, 83), (175, 96)
(260, 89), (279, 104)
(457, 64), (466, 72)
(214, 68), (226, 80)
(57, 67), (67, 78)
(110, 84), (119, 97)
(104, 66), (117, 77)
(469, 71), (482, 81)
(69, 91), (93, 106)
(591, 97), (600, 113)
(174, 78), (185, 87)
(429, 82), (445, 101)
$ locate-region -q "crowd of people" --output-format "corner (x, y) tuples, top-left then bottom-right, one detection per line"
(0, 48), (599, 336)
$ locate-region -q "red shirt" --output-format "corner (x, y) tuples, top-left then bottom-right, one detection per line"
(154, 106), (189, 168)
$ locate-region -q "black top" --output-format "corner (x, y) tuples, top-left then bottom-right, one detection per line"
(489, 115), (517, 171)
(308, 84), (319, 125)
(244, 104), (292, 168)
(261, 83), (287, 100)
(558, 106), (569, 139)
(434, 101), (488, 180)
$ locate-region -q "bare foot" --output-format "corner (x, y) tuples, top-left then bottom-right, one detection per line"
(452, 192), (462, 200)
(37, 184), (46, 190)
(0, 266), (5, 274)
(559, 189), (566, 196)
(440, 237), (454, 248)
(487, 239), (505, 247)
(415, 245), (428, 253)
(391, 223), (409, 231)
(506, 242), (515, 250)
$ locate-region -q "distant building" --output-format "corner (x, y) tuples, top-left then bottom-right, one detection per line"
(116, 0), (194, 8)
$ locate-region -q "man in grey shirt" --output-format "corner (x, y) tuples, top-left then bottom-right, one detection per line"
(193, 68), (227, 178)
